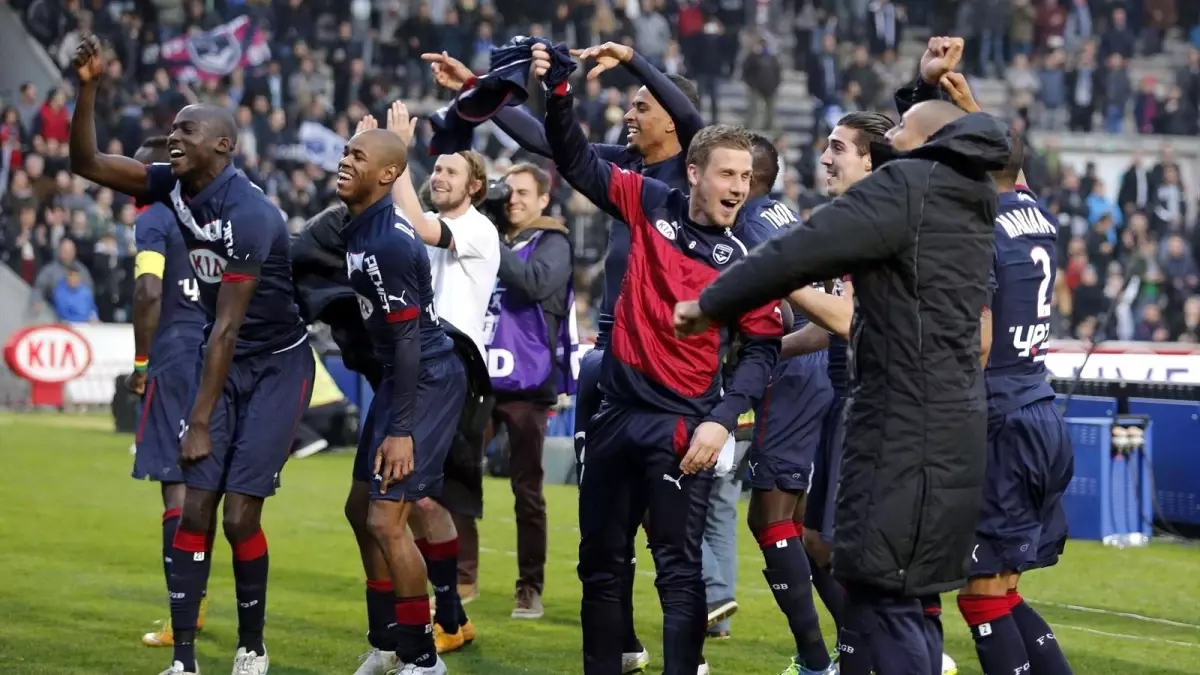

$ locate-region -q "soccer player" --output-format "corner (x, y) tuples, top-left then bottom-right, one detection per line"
(424, 44), (704, 671)
(367, 104), (483, 655)
(337, 126), (467, 675)
(956, 125), (1077, 675)
(128, 136), (210, 649)
(735, 134), (836, 675)
(531, 45), (783, 675)
(69, 36), (314, 675)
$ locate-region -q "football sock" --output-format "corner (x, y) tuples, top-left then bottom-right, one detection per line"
(921, 595), (946, 671)
(808, 554), (845, 630)
(418, 537), (463, 632)
(161, 508), (181, 590)
(394, 595), (438, 667)
(621, 556), (643, 653)
(758, 521), (830, 670)
(1009, 591), (1074, 675)
(231, 529), (269, 655)
(959, 594), (1031, 675)
(366, 579), (396, 650)
(169, 529), (209, 672)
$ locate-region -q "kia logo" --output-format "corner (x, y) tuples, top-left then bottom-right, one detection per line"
(3, 324), (93, 384)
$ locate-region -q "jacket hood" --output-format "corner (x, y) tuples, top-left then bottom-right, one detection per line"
(511, 215), (569, 237)
(870, 112), (1011, 178)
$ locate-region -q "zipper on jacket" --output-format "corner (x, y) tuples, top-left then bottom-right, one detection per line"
(724, 228), (749, 255)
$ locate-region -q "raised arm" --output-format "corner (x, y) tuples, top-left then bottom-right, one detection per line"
(128, 207), (169, 393)
(69, 36), (150, 197)
(699, 164), (913, 326)
(895, 36), (960, 116)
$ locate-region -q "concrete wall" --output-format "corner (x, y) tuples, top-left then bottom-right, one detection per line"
(0, 4), (64, 104)
(0, 266), (56, 406)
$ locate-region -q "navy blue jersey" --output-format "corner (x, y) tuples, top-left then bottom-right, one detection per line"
(343, 196), (453, 365)
(134, 203), (206, 371)
(987, 188), (1058, 414)
(145, 164), (307, 356)
(545, 86), (782, 429)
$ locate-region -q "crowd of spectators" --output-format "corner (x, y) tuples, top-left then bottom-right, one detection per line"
(2, 0), (1200, 345)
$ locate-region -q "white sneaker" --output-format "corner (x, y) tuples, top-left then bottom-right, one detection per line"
(354, 649), (399, 675)
(621, 649), (650, 673)
(941, 653), (958, 675)
(697, 662), (709, 675)
(231, 646), (269, 675)
(387, 656), (448, 674)
(159, 662), (199, 675)
(293, 439), (329, 458)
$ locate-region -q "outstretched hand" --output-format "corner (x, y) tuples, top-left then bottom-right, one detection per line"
(386, 101), (418, 147)
(421, 51), (474, 92)
(920, 36), (964, 85)
(355, 115), (378, 135)
(939, 72), (981, 113)
(570, 42), (634, 80)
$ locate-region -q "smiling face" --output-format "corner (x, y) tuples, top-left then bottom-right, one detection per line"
(335, 131), (404, 207)
(429, 153), (480, 212)
(820, 125), (873, 196)
(166, 106), (233, 180)
(688, 147), (752, 228)
(624, 86), (672, 156)
(504, 169), (549, 228)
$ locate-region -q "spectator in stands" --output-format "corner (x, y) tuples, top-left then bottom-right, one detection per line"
(634, 0), (672, 69)
(37, 89), (71, 145)
(743, 33), (783, 131)
(35, 237), (93, 306)
(52, 268), (97, 323)
(1103, 53), (1133, 132)
(1037, 48), (1069, 129)
(1066, 40), (1099, 131)
(1009, 0), (1037, 56)
(15, 83), (40, 136)
(1101, 7), (1136, 59)
(1006, 52), (1040, 121)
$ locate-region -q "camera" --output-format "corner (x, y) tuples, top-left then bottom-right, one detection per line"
(480, 177), (512, 229)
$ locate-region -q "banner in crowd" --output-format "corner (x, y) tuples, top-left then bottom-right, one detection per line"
(298, 122), (347, 173)
(7, 327), (1200, 406)
(159, 16), (270, 83)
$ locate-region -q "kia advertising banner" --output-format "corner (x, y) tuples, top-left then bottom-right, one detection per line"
(159, 16), (270, 83)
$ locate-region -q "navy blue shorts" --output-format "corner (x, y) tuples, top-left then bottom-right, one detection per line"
(132, 361), (198, 483)
(971, 399), (1074, 576)
(803, 393), (847, 541)
(353, 354), (466, 502)
(184, 340), (315, 498)
(745, 352), (834, 492)
(573, 347), (604, 467)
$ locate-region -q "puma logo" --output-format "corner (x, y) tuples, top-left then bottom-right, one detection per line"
(662, 474), (683, 490)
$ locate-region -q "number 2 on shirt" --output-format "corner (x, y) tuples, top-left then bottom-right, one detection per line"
(1030, 246), (1052, 319)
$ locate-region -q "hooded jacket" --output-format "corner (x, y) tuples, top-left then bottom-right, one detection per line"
(291, 204), (494, 519)
(698, 112), (1011, 596)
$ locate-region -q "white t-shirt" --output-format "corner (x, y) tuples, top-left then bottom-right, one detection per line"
(424, 205), (501, 358)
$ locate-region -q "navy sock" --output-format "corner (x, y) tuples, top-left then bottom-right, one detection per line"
(366, 579), (396, 650)
(1010, 591), (1074, 675)
(759, 521), (830, 670)
(395, 595), (437, 666)
(621, 556), (643, 653)
(808, 553), (845, 630)
(231, 530), (269, 654)
(921, 596), (945, 675)
(419, 538), (463, 632)
(169, 529), (209, 671)
(959, 594), (1031, 675)
(162, 508), (181, 590)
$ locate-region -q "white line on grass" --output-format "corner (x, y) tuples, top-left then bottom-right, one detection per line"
(1057, 624), (1199, 649)
(1025, 601), (1200, 630)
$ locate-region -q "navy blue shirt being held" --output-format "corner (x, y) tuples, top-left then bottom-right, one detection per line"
(145, 163), (307, 357)
(986, 188), (1059, 415)
(133, 203), (206, 372)
(343, 195), (453, 436)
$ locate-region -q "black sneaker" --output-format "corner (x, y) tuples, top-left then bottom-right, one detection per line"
(706, 598), (738, 628)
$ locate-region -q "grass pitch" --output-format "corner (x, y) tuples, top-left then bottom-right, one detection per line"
(0, 412), (1197, 674)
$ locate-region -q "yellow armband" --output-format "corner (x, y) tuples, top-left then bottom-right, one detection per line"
(134, 251), (166, 279)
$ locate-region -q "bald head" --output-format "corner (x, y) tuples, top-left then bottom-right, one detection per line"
(337, 129), (411, 212)
(887, 100), (968, 152)
(355, 129), (409, 177)
(177, 104), (238, 148)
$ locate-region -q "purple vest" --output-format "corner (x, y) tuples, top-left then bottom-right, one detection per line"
(484, 230), (579, 394)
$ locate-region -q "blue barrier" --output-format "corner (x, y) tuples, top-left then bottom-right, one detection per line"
(1127, 398), (1200, 526)
(1061, 416), (1154, 542)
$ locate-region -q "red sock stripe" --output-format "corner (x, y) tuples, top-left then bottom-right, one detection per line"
(756, 520), (798, 549)
(414, 538), (430, 555)
(173, 529), (208, 553)
(232, 529), (268, 562)
(1008, 589), (1023, 610)
(366, 579), (394, 593)
(162, 508), (182, 522)
(957, 594), (1012, 626)
(394, 596), (431, 625)
(425, 537), (459, 560)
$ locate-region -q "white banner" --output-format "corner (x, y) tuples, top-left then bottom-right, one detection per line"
(9, 329), (1200, 406)
(298, 122), (346, 173)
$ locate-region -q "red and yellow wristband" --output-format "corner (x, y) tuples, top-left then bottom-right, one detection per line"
(133, 356), (149, 373)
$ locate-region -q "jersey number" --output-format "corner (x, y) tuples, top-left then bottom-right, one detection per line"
(1030, 246), (1052, 318)
(179, 278), (201, 303)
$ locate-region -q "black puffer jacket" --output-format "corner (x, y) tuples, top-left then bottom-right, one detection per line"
(699, 113), (1010, 596)
(291, 205), (494, 518)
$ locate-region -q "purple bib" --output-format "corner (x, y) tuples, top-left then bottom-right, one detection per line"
(484, 231), (579, 394)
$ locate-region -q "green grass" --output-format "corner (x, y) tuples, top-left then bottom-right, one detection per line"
(0, 412), (1197, 674)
